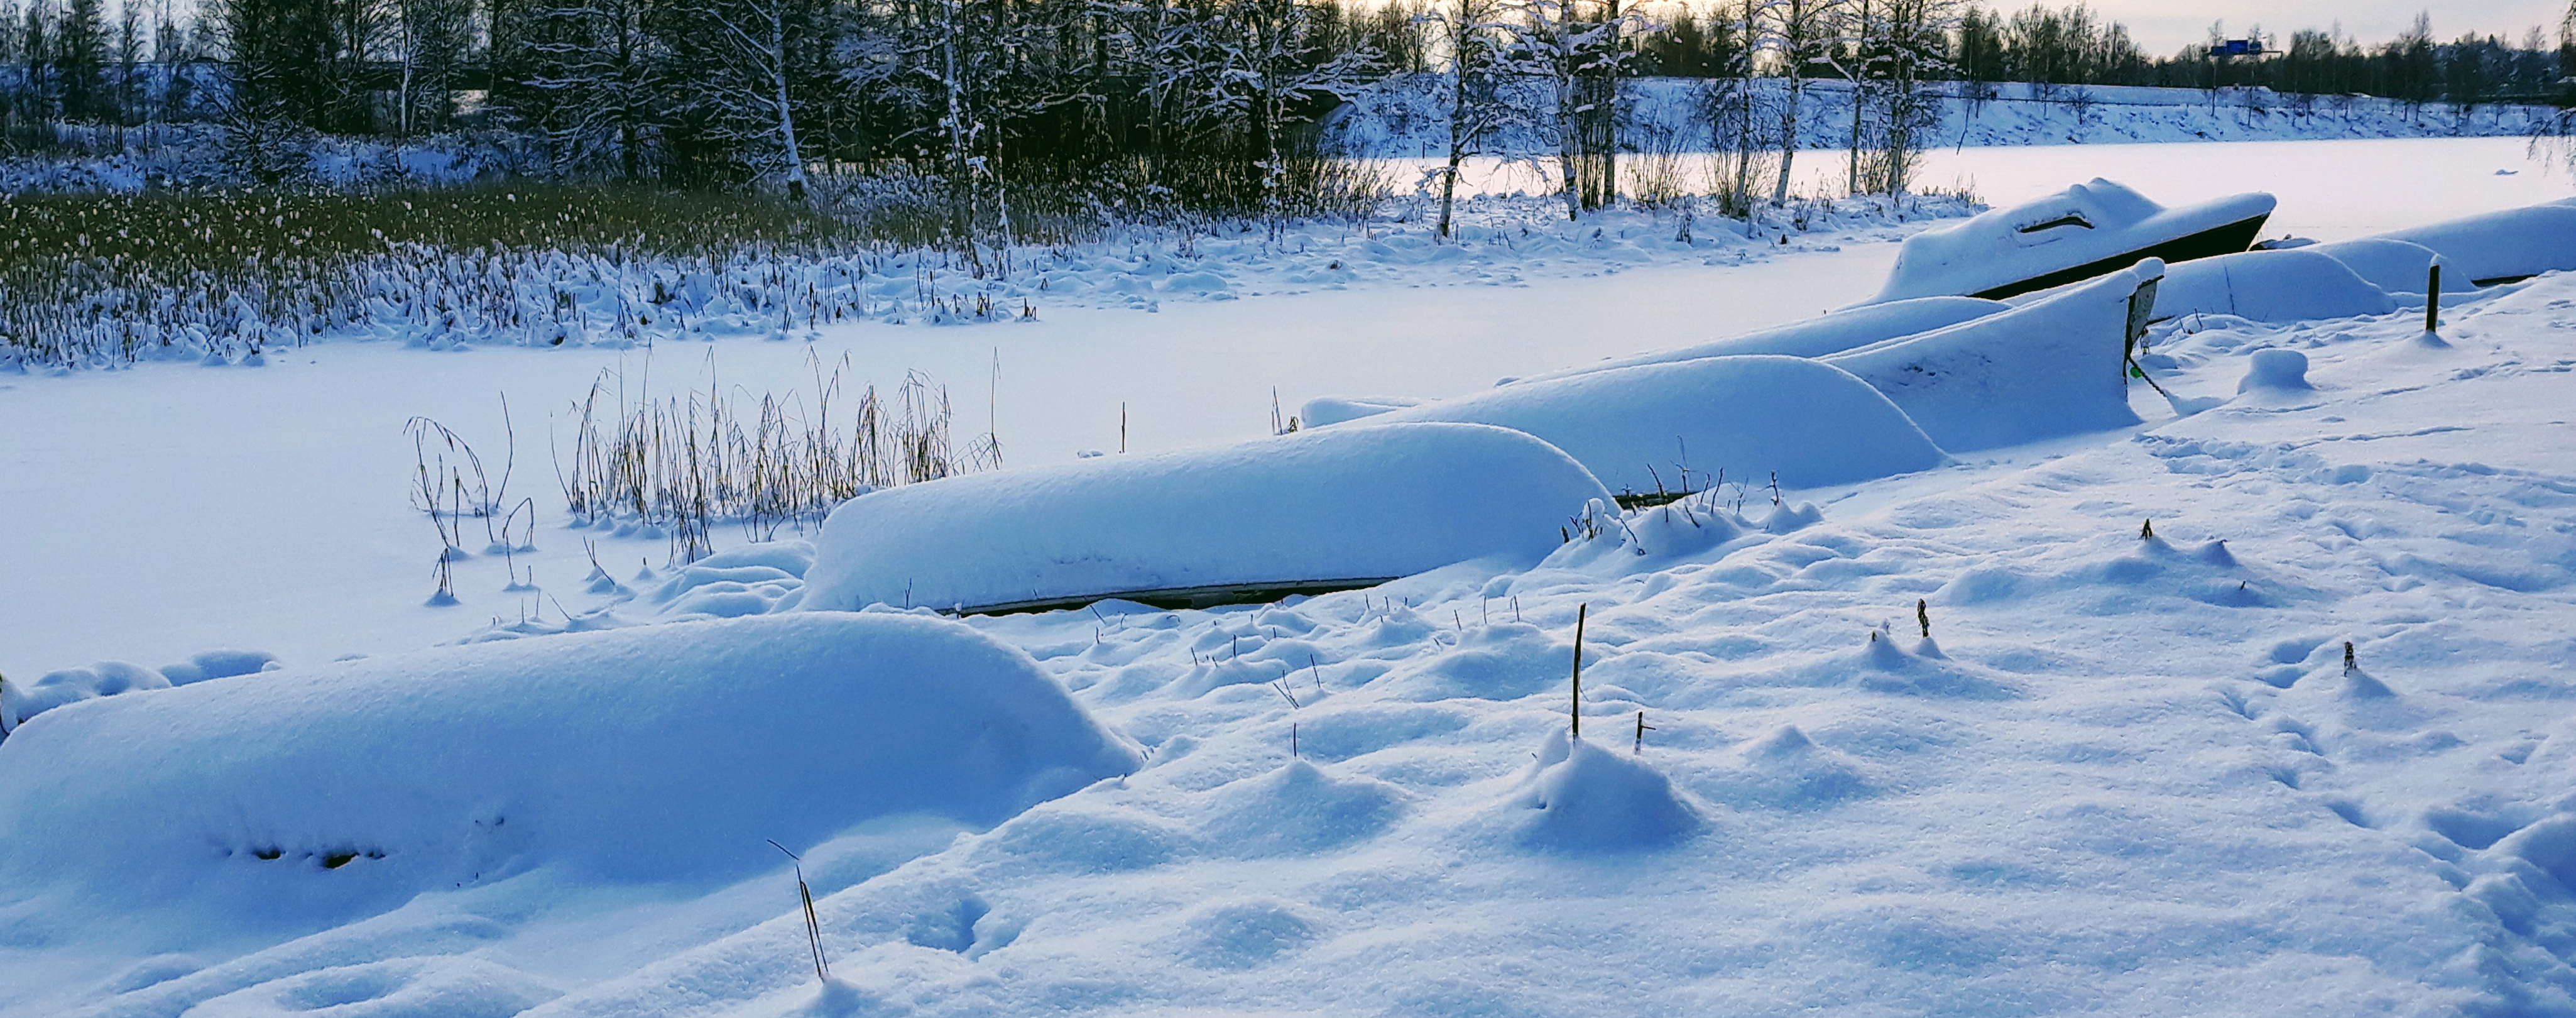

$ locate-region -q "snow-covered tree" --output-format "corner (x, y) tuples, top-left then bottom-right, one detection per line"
(1500, 0), (1632, 219)
(1419, 0), (1521, 238)
(390, 0), (471, 134)
(662, 0), (826, 197)
(55, 0), (106, 120)
(1762, 0), (1835, 205)
(520, 0), (662, 175)
(1862, 0), (1951, 201)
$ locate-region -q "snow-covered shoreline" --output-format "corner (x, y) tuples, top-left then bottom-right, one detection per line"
(1333, 75), (2563, 159)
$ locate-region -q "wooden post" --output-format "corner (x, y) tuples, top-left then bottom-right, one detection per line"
(2426, 263), (2441, 334)
(1570, 603), (1587, 740)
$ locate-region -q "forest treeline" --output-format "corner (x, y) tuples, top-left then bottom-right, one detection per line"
(0, 0), (2570, 220)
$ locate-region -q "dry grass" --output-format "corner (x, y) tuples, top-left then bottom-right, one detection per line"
(556, 352), (1001, 562)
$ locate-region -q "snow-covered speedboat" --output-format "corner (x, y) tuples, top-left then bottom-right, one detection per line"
(1867, 178), (2274, 303)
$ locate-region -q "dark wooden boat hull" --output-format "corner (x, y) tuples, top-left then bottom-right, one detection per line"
(1970, 213), (2272, 300)
(959, 577), (1400, 616)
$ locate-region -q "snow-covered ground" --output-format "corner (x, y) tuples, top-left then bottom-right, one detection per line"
(4, 137), (2575, 1017)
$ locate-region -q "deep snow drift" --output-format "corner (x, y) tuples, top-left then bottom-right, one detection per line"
(1824, 264), (2151, 452)
(112, 258), (2568, 1018)
(0, 614), (1136, 932)
(2149, 248), (2398, 324)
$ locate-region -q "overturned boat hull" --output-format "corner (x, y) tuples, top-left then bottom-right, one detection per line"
(799, 422), (1615, 617)
(966, 577), (1399, 616)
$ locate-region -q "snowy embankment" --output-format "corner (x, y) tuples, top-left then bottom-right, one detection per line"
(1332, 74), (2562, 159)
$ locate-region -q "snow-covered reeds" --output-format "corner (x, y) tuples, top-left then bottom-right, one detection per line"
(0, 183), (1023, 372)
(0, 168), (1399, 372)
(555, 354), (1001, 559)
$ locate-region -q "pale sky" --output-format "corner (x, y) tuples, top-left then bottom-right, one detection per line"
(2085, 0), (2571, 55)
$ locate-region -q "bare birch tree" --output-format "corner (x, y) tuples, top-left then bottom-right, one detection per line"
(1420, 0), (1523, 238)
(522, 0), (659, 175)
(1762, 0), (1832, 205)
(669, 0), (817, 197)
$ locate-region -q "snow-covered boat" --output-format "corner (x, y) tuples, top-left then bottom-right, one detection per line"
(800, 422), (1614, 616)
(1867, 178), (2274, 303)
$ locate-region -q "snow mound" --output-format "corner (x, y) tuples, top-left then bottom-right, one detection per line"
(1510, 730), (1702, 851)
(1536, 493), (1820, 576)
(1299, 395), (1424, 427)
(2379, 203), (2576, 285)
(1870, 178), (2273, 302)
(1347, 356), (1946, 494)
(1, 660), (169, 733)
(800, 423), (1613, 614)
(2154, 249), (2397, 323)
(1201, 760), (1407, 857)
(167, 956), (560, 1018)
(1373, 620), (1584, 702)
(1702, 725), (1877, 809)
(0, 613), (1138, 922)
(1823, 265), (2149, 452)
(645, 540), (813, 618)
(2308, 238), (2474, 296)
(2239, 348), (2314, 393)
(1182, 898), (1323, 969)
(1514, 296), (2008, 384)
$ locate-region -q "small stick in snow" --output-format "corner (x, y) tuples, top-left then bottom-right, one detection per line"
(1635, 711), (1653, 755)
(2426, 264), (2442, 334)
(1292, 722), (1299, 759)
(1570, 603), (1588, 740)
(1310, 655), (1325, 695)
(765, 840), (829, 983)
